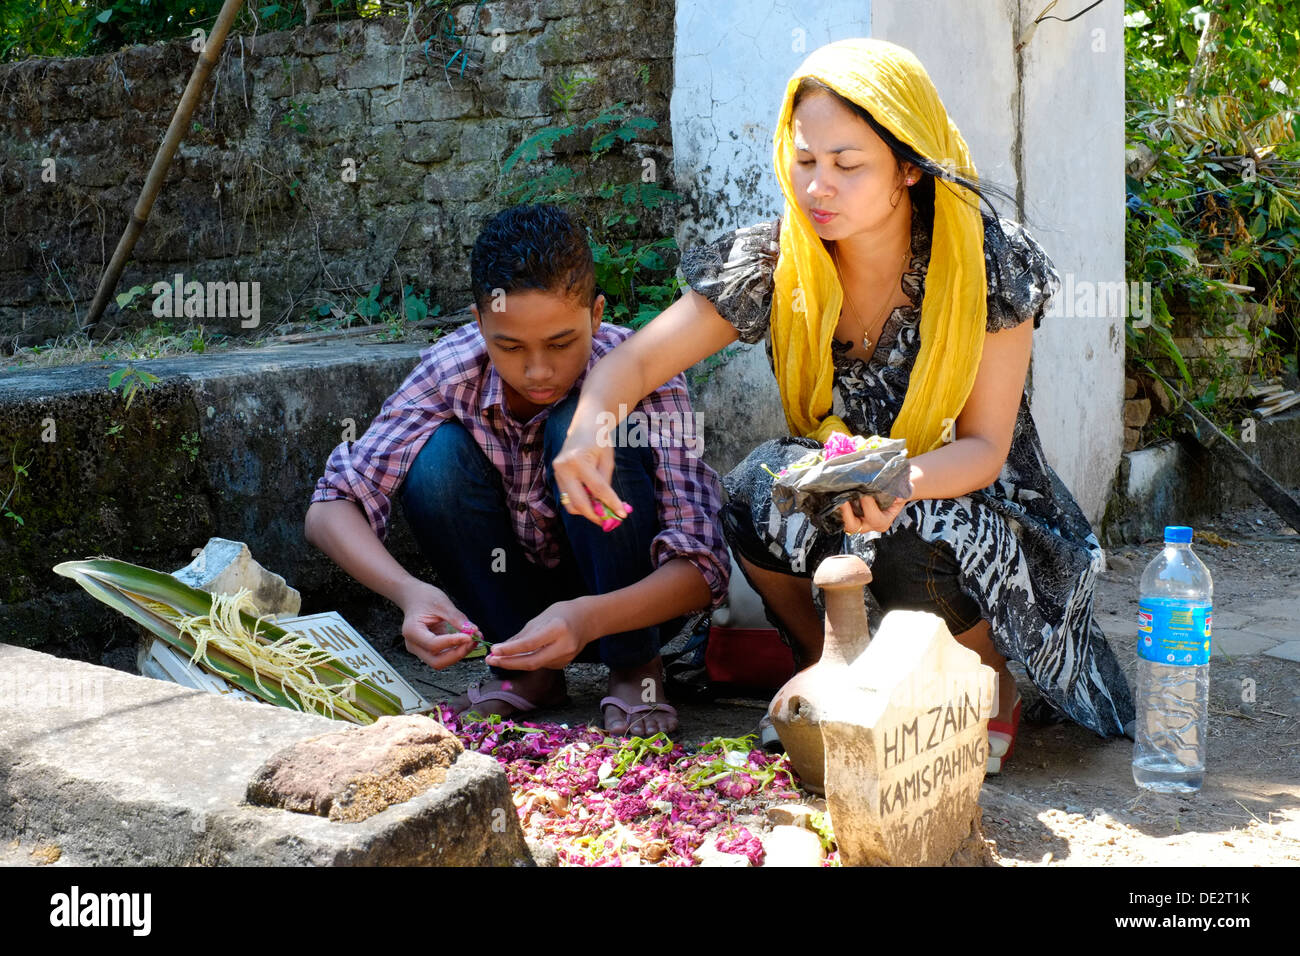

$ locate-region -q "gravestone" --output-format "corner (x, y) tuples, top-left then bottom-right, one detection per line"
(821, 608), (996, 867)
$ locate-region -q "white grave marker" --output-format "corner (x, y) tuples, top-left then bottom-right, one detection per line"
(821, 610), (995, 866)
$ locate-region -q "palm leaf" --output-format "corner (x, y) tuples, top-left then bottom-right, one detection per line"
(54, 557), (403, 724)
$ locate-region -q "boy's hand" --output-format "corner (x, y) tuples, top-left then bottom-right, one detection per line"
(553, 435), (628, 528)
(399, 581), (476, 670)
(486, 598), (594, 671)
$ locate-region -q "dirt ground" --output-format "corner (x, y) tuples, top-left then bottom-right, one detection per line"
(8, 497), (1294, 869)
(398, 494), (1300, 866)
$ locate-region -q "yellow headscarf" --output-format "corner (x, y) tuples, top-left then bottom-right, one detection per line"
(770, 38), (987, 454)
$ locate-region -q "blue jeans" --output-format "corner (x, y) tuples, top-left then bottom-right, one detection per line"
(399, 394), (671, 675)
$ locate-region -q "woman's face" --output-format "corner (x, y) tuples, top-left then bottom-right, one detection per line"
(789, 91), (916, 241)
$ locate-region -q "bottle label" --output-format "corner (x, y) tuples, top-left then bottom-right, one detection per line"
(1137, 599), (1211, 666)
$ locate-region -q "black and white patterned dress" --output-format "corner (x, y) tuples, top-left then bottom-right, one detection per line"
(680, 208), (1135, 739)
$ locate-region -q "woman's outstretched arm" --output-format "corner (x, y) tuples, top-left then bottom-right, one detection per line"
(555, 289), (740, 525)
(841, 318), (1035, 533)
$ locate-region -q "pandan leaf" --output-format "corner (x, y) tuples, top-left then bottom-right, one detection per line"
(54, 557), (402, 723)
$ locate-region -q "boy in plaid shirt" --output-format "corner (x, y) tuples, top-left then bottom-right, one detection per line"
(306, 205), (729, 735)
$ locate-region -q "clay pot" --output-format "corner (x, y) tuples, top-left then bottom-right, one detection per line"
(768, 554), (873, 794)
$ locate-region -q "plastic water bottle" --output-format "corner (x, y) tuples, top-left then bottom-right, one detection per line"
(1132, 525), (1213, 793)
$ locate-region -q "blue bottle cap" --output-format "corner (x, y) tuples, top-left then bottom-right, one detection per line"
(1165, 525), (1193, 544)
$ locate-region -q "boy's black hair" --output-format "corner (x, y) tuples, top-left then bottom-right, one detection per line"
(469, 204), (597, 313)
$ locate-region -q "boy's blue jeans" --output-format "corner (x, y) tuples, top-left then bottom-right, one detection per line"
(399, 394), (671, 676)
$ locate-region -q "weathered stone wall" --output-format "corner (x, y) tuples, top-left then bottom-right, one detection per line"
(0, 344), (435, 664)
(0, 0), (676, 348)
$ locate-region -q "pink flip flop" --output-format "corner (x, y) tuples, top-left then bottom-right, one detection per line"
(600, 696), (679, 736)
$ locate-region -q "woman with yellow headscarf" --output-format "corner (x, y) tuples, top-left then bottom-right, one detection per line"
(534, 38), (1134, 767)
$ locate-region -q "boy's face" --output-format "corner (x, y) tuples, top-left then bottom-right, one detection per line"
(472, 288), (605, 419)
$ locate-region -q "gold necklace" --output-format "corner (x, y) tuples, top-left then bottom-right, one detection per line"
(832, 242), (911, 352)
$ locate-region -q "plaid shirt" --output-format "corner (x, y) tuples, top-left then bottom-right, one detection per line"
(311, 321), (730, 608)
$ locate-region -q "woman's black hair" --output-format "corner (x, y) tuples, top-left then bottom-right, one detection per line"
(469, 204), (596, 312)
(792, 77), (1020, 226)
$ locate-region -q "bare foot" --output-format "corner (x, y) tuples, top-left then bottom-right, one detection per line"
(603, 656), (678, 736)
(449, 668), (567, 720)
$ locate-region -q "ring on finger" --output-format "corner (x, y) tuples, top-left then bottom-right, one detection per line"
(559, 492), (571, 506)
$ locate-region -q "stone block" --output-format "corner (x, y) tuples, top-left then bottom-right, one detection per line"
(1122, 427), (1140, 452)
(821, 609), (995, 867)
(363, 16), (408, 50)
(292, 89), (368, 142)
(539, 0), (585, 17)
(536, 19), (597, 65)
(1123, 397), (1151, 428)
(0, 645), (532, 866)
(1124, 377), (1138, 399)
(1142, 374), (1176, 416)
(1211, 629), (1279, 658)
(312, 52), (341, 85)
(761, 825), (823, 867)
(368, 160), (425, 196)
(363, 125), (403, 163)
(1264, 641), (1300, 662)
(1251, 596), (1300, 623)
(1231, 620), (1297, 642)
(247, 31), (292, 57)
(261, 60), (322, 99)
(339, 52), (401, 90)
(482, 0), (545, 33)
(422, 162), (496, 203)
(455, 119), (512, 162)
(1209, 609), (1252, 629)
(246, 714), (463, 822)
(397, 121), (456, 164)
(172, 537), (302, 617)
(372, 85), (477, 125)
(1095, 613), (1137, 639)
(765, 803), (817, 828)
(503, 83), (547, 118)
(496, 39), (544, 80)
(295, 23), (351, 55)
(70, 156), (127, 189)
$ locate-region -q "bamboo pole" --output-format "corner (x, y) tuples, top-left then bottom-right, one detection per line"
(80, 0), (248, 336)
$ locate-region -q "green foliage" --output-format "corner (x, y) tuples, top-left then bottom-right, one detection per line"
(108, 363), (160, 410)
(1, 443), (33, 528)
(499, 103), (685, 330)
(280, 99), (310, 136)
(1125, 0), (1300, 435)
(0, 1), (434, 64)
(309, 283), (441, 338)
(111, 320), (220, 360)
(550, 71), (594, 116)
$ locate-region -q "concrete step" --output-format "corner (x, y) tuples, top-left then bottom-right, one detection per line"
(1101, 409), (1300, 546)
(0, 644), (532, 866)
